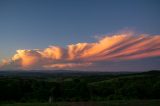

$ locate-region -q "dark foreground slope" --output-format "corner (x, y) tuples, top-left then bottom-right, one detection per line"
(1, 100), (160, 106)
(0, 70), (160, 103)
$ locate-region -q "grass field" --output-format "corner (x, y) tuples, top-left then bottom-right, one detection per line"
(1, 100), (160, 106)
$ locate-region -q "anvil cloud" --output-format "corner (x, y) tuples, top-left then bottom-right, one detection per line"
(1, 33), (160, 71)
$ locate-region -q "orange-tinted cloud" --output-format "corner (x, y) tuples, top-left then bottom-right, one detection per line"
(0, 33), (160, 70)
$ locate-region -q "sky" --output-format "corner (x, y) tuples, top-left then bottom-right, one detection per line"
(0, 0), (160, 71)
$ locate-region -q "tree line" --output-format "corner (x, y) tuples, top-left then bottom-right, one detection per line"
(0, 72), (160, 102)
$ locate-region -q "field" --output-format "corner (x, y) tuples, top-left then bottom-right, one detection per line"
(1, 100), (160, 106)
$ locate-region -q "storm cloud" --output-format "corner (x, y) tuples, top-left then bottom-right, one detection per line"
(1, 33), (160, 71)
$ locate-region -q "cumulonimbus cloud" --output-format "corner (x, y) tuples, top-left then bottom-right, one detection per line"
(0, 32), (160, 70)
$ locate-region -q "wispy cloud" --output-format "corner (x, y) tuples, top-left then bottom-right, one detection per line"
(1, 32), (160, 71)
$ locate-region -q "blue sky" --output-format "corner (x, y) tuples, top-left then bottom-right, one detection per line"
(0, 0), (160, 71)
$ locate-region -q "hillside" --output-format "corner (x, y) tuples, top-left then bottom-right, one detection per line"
(0, 70), (160, 103)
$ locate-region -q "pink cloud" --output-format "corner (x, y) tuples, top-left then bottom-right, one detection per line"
(0, 33), (160, 71)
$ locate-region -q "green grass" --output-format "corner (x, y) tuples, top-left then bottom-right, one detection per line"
(1, 100), (160, 106)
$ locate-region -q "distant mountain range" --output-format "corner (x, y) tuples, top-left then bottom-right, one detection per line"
(0, 70), (159, 77)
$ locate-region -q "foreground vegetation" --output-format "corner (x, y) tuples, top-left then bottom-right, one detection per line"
(1, 100), (160, 106)
(0, 70), (160, 104)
